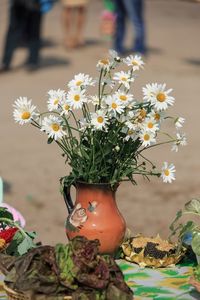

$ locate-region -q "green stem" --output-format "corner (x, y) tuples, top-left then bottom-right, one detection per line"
(138, 139), (176, 154)
(160, 131), (175, 140)
(55, 140), (69, 156)
(69, 110), (78, 127)
(98, 69), (103, 109)
(31, 122), (40, 129)
(139, 153), (155, 168)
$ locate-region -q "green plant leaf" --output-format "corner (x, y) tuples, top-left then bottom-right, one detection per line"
(6, 230), (36, 256)
(169, 209), (182, 232)
(184, 198), (200, 215)
(192, 232), (200, 256)
(179, 221), (196, 239)
(17, 236), (36, 256)
(47, 137), (54, 144)
(0, 208), (14, 221)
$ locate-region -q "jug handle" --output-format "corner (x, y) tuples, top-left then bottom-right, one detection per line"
(63, 184), (74, 214)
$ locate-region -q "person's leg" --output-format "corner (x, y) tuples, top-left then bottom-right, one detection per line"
(26, 8), (42, 67)
(62, 6), (73, 48)
(75, 6), (86, 46)
(1, 3), (25, 70)
(123, 0), (146, 54)
(113, 0), (126, 54)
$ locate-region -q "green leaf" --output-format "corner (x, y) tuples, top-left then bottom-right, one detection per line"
(179, 221), (196, 239)
(169, 209), (182, 232)
(17, 236), (35, 256)
(6, 230), (36, 256)
(184, 198), (200, 215)
(55, 243), (78, 290)
(0, 207), (14, 221)
(79, 146), (90, 160)
(47, 137), (54, 144)
(192, 232), (200, 256)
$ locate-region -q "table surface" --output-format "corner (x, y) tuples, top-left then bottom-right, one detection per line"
(0, 260), (199, 300)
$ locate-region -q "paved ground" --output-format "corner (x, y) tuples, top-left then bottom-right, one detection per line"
(0, 0), (200, 245)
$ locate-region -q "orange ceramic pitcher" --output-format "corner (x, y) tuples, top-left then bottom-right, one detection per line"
(64, 182), (126, 254)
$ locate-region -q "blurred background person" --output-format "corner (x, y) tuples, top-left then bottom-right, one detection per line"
(113, 0), (146, 55)
(100, 0), (116, 41)
(0, 0), (54, 73)
(61, 0), (89, 49)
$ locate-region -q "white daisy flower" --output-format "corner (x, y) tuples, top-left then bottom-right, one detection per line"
(91, 110), (108, 130)
(68, 73), (95, 89)
(125, 130), (137, 141)
(148, 110), (165, 123)
(113, 71), (134, 89)
(176, 133), (187, 146)
(143, 83), (175, 111)
(13, 97), (37, 125)
(127, 111), (135, 119)
(79, 118), (91, 131)
(142, 83), (157, 102)
(114, 90), (134, 106)
(47, 89), (66, 111)
(142, 118), (160, 133)
(139, 131), (156, 147)
(109, 49), (121, 62)
(41, 115), (66, 140)
(97, 58), (111, 71)
(123, 54), (144, 71)
(175, 117), (185, 129)
(171, 133), (187, 152)
(151, 83), (174, 111)
(171, 143), (179, 153)
(61, 103), (71, 116)
(105, 95), (124, 116)
(66, 88), (87, 109)
(125, 120), (138, 131)
(122, 127), (138, 141)
(161, 162), (176, 183)
(101, 78), (115, 89)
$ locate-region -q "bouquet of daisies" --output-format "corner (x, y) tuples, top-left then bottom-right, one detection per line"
(13, 51), (187, 189)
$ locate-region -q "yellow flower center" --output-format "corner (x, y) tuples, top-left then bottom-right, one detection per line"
(64, 104), (70, 111)
(51, 123), (60, 132)
(156, 93), (166, 102)
(97, 116), (104, 123)
(154, 113), (160, 121)
(140, 109), (147, 118)
(148, 122), (153, 129)
(100, 59), (109, 65)
(132, 60), (138, 66)
(74, 95), (80, 101)
(111, 103), (117, 109)
(128, 130), (134, 135)
(144, 134), (150, 141)
(21, 111), (31, 120)
(164, 169), (170, 176)
(76, 81), (82, 86)
(119, 95), (127, 101)
(121, 77), (127, 81)
(54, 99), (59, 105)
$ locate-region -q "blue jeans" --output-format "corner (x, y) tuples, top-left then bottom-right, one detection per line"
(114, 0), (146, 54)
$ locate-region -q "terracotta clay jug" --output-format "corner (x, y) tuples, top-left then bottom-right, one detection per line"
(63, 182), (126, 254)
